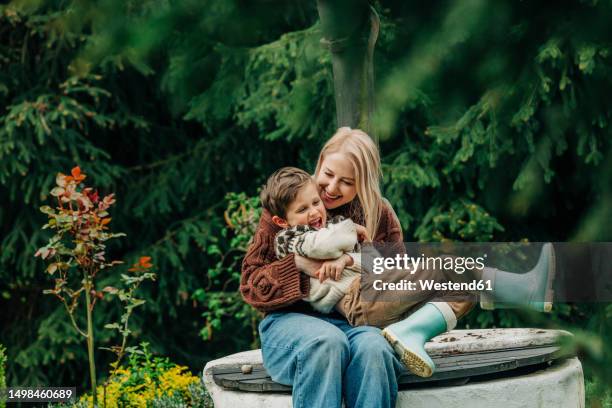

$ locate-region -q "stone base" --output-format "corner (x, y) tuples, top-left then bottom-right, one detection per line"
(203, 350), (584, 408)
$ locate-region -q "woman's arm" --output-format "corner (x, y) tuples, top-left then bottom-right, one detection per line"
(374, 199), (403, 243)
(239, 213), (323, 312)
(374, 199), (406, 259)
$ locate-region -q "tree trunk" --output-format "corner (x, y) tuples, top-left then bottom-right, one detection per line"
(316, 0), (379, 135)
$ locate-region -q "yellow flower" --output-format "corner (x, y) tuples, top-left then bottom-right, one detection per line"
(80, 364), (199, 407)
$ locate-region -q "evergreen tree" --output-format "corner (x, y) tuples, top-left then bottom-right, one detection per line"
(0, 0), (610, 399)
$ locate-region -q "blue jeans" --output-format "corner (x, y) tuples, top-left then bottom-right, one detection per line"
(259, 312), (404, 408)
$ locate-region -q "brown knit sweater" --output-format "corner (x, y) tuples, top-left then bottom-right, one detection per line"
(240, 200), (403, 313)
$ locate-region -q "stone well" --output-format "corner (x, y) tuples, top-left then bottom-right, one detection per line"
(202, 329), (584, 408)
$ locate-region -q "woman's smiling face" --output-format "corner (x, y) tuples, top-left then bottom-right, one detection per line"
(316, 152), (357, 209)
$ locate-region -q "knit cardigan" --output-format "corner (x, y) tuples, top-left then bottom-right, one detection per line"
(239, 200), (403, 313)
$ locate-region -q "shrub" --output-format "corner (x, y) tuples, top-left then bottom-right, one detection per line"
(35, 166), (155, 405)
(80, 344), (212, 408)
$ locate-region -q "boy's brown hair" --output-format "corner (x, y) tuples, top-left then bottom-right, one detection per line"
(260, 167), (314, 218)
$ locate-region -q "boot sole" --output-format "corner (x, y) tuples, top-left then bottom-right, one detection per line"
(381, 329), (433, 378)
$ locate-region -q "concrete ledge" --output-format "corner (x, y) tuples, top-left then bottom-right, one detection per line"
(394, 358), (584, 408)
(203, 352), (584, 408)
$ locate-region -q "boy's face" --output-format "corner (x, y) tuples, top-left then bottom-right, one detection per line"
(275, 182), (327, 229)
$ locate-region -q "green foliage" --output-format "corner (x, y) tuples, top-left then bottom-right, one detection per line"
(102, 258), (157, 369)
(193, 193), (261, 347)
(1, 0), (321, 388)
(0, 344), (6, 408)
(376, 1), (612, 243)
(34, 166), (156, 404)
(151, 383), (214, 408)
(77, 342), (212, 408)
(117, 343), (176, 387)
(586, 377), (612, 408)
(1, 0), (611, 398)
(414, 200), (504, 242)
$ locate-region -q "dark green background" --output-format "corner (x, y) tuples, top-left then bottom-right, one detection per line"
(0, 0), (610, 403)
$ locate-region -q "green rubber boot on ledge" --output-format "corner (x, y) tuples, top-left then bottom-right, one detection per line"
(381, 302), (456, 378)
(483, 243), (556, 312)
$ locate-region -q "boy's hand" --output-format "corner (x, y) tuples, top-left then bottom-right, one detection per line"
(316, 255), (349, 282)
(355, 224), (370, 242)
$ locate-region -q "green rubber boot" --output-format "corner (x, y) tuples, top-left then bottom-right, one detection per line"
(381, 302), (456, 378)
(483, 243), (556, 312)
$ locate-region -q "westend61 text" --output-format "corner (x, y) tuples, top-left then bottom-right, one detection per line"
(372, 254), (486, 275)
(372, 279), (493, 292)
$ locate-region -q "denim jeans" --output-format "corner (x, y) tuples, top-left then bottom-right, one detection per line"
(259, 311), (405, 408)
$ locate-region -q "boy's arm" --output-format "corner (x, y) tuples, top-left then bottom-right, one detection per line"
(279, 219), (358, 260)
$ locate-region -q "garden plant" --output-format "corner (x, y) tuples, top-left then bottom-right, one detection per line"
(35, 166), (155, 405)
(0, 0), (611, 406)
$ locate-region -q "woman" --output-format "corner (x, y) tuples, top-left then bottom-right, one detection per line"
(240, 127), (474, 407)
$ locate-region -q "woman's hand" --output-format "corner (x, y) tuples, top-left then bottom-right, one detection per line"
(355, 224), (370, 242)
(295, 255), (324, 278)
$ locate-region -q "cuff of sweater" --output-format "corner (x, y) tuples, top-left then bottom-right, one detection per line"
(276, 254), (309, 299)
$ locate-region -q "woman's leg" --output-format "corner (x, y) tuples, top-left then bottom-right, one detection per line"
(352, 245), (555, 377)
(481, 243), (556, 312)
(337, 258), (476, 378)
(340, 268), (476, 329)
(259, 312), (350, 408)
(382, 302), (457, 377)
(339, 322), (404, 408)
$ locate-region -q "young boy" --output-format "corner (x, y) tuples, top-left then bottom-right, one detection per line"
(260, 166), (367, 314)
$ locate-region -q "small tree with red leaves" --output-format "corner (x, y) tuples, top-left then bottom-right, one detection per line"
(35, 166), (155, 406)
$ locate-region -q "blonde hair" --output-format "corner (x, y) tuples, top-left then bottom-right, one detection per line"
(315, 127), (383, 239)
